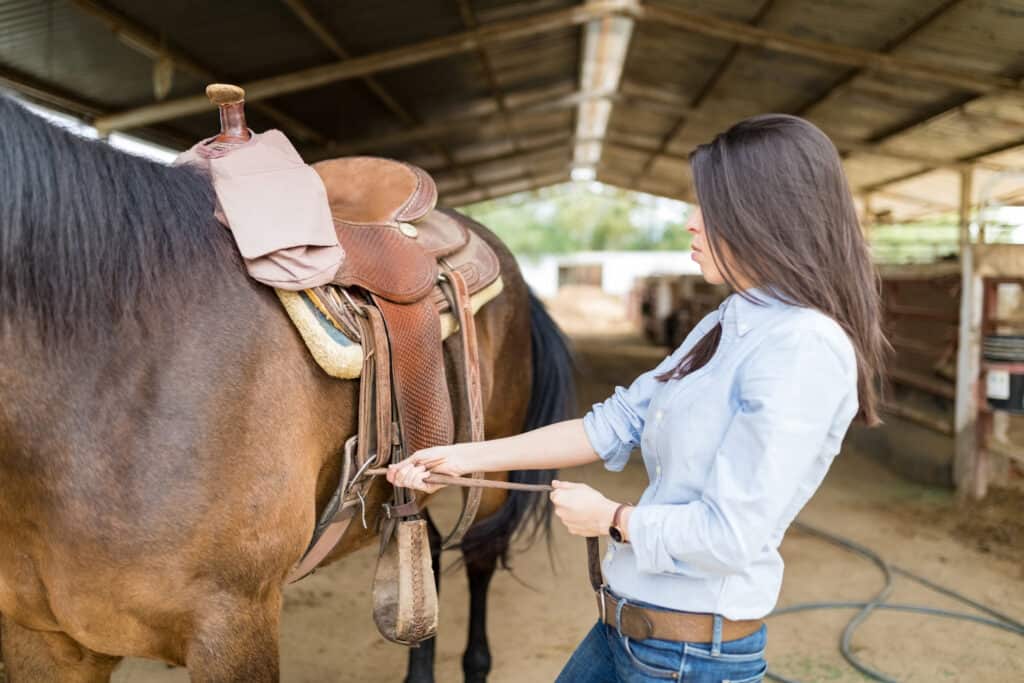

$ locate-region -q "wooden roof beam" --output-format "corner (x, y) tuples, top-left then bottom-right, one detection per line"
(281, 0), (417, 128)
(304, 88), (599, 159)
(0, 64), (106, 119)
(613, 86), (1010, 172)
(442, 170), (570, 206)
(851, 74), (1024, 193)
(632, 0), (777, 183)
(637, 1), (1024, 96)
(455, 0), (529, 162)
(94, 2), (629, 134)
(430, 137), (574, 185)
(0, 64), (194, 149)
(280, 0), (478, 192)
(861, 135), (1024, 194)
(71, 0), (325, 143)
(793, 0), (967, 118)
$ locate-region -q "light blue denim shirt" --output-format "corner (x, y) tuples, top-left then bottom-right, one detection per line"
(583, 289), (859, 620)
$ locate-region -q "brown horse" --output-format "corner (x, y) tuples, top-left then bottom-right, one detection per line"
(0, 97), (574, 682)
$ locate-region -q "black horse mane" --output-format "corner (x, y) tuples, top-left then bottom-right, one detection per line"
(0, 95), (236, 343)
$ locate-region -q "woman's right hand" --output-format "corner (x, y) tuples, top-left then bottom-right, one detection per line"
(386, 446), (469, 494)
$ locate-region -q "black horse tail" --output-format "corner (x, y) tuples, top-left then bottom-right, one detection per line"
(461, 290), (575, 567)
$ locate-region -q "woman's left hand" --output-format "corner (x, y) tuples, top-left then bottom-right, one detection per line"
(550, 480), (620, 537)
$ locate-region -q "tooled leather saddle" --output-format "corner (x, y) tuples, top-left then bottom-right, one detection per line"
(285, 156), (500, 583)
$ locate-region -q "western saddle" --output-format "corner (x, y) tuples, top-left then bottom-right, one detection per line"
(288, 157), (500, 574)
(200, 85), (500, 641)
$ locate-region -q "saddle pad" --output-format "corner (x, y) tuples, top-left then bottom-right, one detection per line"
(277, 277), (505, 380)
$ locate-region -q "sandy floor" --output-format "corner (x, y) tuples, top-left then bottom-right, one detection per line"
(102, 332), (1024, 682)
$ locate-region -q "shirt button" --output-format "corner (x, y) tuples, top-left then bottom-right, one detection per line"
(655, 465), (662, 476)
(655, 410), (664, 422)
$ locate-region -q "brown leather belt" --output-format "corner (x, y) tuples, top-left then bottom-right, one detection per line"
(597, 588), (763, 643)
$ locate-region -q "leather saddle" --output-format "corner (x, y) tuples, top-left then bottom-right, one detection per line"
(287, 157), (499, 589)
(318, 156), (497, 457)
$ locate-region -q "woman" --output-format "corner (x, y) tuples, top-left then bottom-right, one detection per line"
(389, 114), (887, 682)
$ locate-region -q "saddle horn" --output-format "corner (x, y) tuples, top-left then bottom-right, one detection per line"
(206, 83), (250, 144)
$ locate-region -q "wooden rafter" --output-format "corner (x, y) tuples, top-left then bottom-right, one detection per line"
(427, 136), (574, 182)
(793, 0), (967, 117)
(455, 0), (528, 160)
(631, 0), (777, 183)
(0, 64), (105, 118)
(71, 0), (325, 142)
(638, 2), (1023, 95)
(861, 133), (1024, 194)
(441, 169), (569, 206)
(0, 63), (194, 149)
(303, 88), (596, 159)
(93, 3), (623, 134)
(279, 0), (477, 191)
(281, 0), (417, 128)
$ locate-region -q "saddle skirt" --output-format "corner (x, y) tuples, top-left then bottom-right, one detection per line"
(277, 276), (504, 380)
(276, 156), (504, 380)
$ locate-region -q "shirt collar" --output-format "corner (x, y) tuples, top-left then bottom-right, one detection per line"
(720, 287), (791, 336)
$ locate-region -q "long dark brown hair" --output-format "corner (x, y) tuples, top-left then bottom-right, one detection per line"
(659, 114), (888, 425)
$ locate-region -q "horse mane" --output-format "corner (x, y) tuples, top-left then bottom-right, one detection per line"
(0, 96), (238, 344)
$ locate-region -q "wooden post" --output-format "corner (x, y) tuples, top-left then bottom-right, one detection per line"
(953, 165), (981, 498)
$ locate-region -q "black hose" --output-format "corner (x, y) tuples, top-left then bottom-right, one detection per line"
(761, 521), (1024, 683)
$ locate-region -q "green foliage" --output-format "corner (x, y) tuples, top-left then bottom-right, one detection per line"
(869, 217), (960, 263)
(460, 182), (692, 256)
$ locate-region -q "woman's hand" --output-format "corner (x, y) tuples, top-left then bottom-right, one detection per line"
(386, 446), (469, 494)
(549, 480), (620, 537)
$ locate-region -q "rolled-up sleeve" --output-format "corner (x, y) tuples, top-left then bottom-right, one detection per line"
(583, 354), (678, 471)
(627, 330), (857, 574)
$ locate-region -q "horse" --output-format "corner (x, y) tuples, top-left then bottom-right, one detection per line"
(0, 95), (574, 682)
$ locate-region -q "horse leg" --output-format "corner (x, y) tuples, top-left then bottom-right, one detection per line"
(404, 513), (442, 683)
(461, 540), (499, 683)
(0, 616), (120, 683)
(184, 593), (281, 683)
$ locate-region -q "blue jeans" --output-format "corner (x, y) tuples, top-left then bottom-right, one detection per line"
(556, 599), (767, 682)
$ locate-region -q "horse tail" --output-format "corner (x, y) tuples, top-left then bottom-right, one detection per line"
(462, 290), (575, 567)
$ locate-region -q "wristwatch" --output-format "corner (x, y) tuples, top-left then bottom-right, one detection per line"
(608, 503), (631, 543)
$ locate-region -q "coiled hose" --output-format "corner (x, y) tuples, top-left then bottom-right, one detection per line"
(764, 521), (1024, 683)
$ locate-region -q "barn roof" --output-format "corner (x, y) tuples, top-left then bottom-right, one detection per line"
(2, 0), (1023, 220)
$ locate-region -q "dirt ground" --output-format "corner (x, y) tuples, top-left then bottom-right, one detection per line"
(104, 326), (1023, 682)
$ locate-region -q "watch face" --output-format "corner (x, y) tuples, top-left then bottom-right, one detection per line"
(609, 526), (623, 543)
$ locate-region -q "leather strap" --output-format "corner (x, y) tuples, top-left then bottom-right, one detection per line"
(364, 306), (395, 469)
(286, 503), (359, 583)
(438, 265), (486, 549)
(587, 537), (603, 592)
(597, 587), (764, 643)
(384, 500), (421, 519)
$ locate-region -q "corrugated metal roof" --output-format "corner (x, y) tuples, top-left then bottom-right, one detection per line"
(0, 0), (1022, 218)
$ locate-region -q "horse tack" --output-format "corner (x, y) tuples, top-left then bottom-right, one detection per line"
(198, 86), (500, 622)
(196, 133), (494, 583)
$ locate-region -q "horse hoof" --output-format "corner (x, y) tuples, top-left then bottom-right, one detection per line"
(403, 675), (434, 683)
